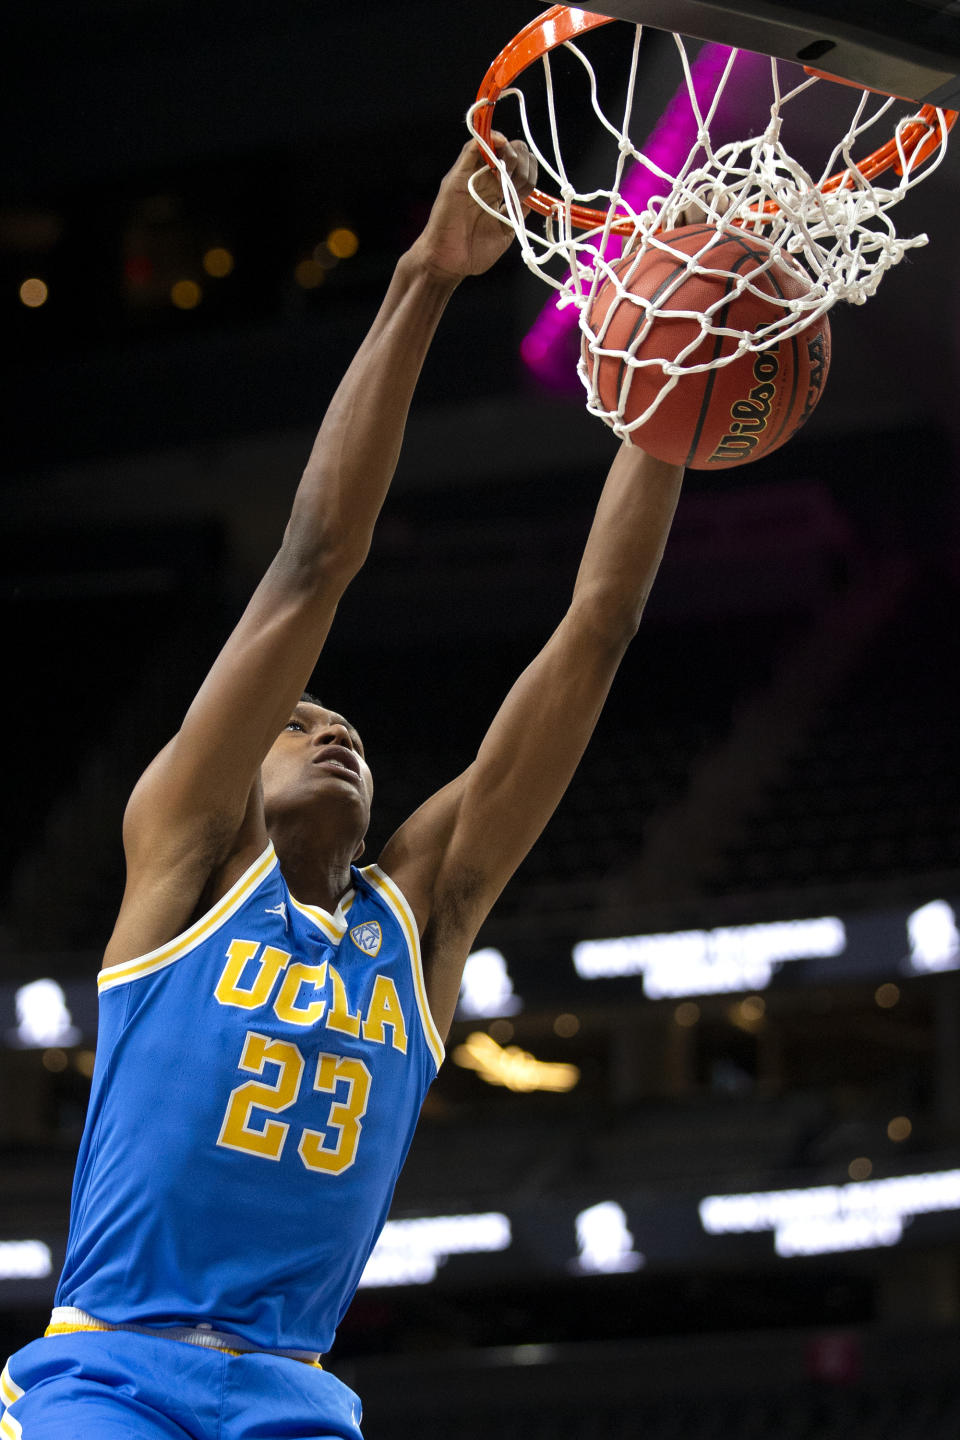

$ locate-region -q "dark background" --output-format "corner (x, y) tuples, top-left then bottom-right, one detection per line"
(2, 3), (960, 1437)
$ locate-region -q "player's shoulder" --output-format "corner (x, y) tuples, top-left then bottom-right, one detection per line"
(101, 837), (279, 975)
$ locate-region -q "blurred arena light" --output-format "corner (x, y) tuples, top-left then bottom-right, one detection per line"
(18, 277), (48, 308)
(10, 979), (80, 1048)
(295, 258), (326, 289)
(326, 227), (359, 259)
(170, 278), (202, 310)
(202, 247), (234, 278)
(0, 1242), (52, 1281)
(452, 1031), (579, 1093)
(905, 899), (960, 974)
(570, 1201), (644, 1274)
(311, 243), (339, 270)
(457, 946), (522, 1018)
(729, 995), (766, 1032)
(573, 917), (846, 997)
(358, 1211), (511, 1289)
(700, 1167), (960, 1258)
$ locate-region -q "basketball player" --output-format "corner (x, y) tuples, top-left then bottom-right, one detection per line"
(1, 136), (684, 1438)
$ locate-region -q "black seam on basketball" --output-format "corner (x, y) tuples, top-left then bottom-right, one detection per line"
(616, 248), (702, 423)
(606, 232), (783, 453)
(614, 230), (751, 364)
(758, 260), (803, 453)
(685, 246), (768, 466)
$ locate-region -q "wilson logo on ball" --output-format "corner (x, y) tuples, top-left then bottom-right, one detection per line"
(707, 350), (780, 465)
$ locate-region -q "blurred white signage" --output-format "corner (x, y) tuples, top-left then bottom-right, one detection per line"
(571, 1201), (644, 1274)
(699, 1168), (960, 1257)
(0, 1241), (52, 1280)
(573, 917), (846, 998)
(11, 979), (81, 1047)
(359, 1211), (512, 1289)
(905, 900), (960, 975)
(457, 948), (522, 1019)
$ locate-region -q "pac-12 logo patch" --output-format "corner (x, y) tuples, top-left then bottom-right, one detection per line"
(350, 921), (382, 956)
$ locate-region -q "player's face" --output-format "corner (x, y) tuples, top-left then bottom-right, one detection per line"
(261, 702), (373, 845)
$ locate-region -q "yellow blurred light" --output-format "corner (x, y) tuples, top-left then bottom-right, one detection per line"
(327, 227), (358, 259)
(848, 1156), (873, 1181)
(488, 1018), (514, 1044)
(202, 246), (234, 278)
(42, 1048), (68, 1072)
(170, 279), (202, 310)
(553, 1012), (580, 1038)
(19, 277), (48, 308)
(674, 1001), (700, 1028)
(294, 258), (326, 289)
(75, 1049), (97, 1079)
(453, 1032), (579, 1093)
(729, 994), (766, 1032)
(875, 982), (900, 1009)
(887, 1115), (912, 1142)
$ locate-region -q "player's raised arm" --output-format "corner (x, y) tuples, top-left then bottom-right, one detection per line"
(115, 139), (536, 935)
(379, 442), (684, 1038)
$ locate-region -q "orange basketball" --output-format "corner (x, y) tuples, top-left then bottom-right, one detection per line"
(583, 226), (831, 469)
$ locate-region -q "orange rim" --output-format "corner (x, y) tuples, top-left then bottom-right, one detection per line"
(472, 4), (958, 231)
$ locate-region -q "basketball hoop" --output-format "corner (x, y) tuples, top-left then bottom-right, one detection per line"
(466, 5), (956, 450)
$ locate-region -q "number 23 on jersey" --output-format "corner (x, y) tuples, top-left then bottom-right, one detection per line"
(218, 1031), (372, 1175)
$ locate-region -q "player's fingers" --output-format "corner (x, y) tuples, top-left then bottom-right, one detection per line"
(511, 141), (538, 200)
(487, 139), (536, 205)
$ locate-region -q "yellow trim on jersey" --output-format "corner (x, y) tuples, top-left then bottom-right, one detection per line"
(98, 843), (279, 992)
(360, 864), (445, 1071)
(0, 1363), (23, 1440)
(0, 1365), (23, 1407)
(287, 888), (354, 943)
(45, 1319), (114, 1337)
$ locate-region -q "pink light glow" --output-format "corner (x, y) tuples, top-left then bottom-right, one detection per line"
(520, 42), (760, 393)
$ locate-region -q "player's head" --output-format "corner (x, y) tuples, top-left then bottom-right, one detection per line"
(261, 692), (373, 860)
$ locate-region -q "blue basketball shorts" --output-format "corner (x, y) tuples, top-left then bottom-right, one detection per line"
(1, 1330), (364, 1440)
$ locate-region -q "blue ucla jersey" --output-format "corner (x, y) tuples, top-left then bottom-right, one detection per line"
(55, 843), (444, 1354)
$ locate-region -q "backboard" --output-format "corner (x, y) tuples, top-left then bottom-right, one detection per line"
(577, 0), (960, 105)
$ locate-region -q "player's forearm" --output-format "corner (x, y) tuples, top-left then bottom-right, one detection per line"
(571, 443), (684, 640)
(280, 250), (459, 584)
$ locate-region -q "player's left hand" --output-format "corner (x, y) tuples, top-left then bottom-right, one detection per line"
(411, 134), (537, 282)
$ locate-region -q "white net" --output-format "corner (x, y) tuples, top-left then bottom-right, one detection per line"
(466, 20), (952, 444)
